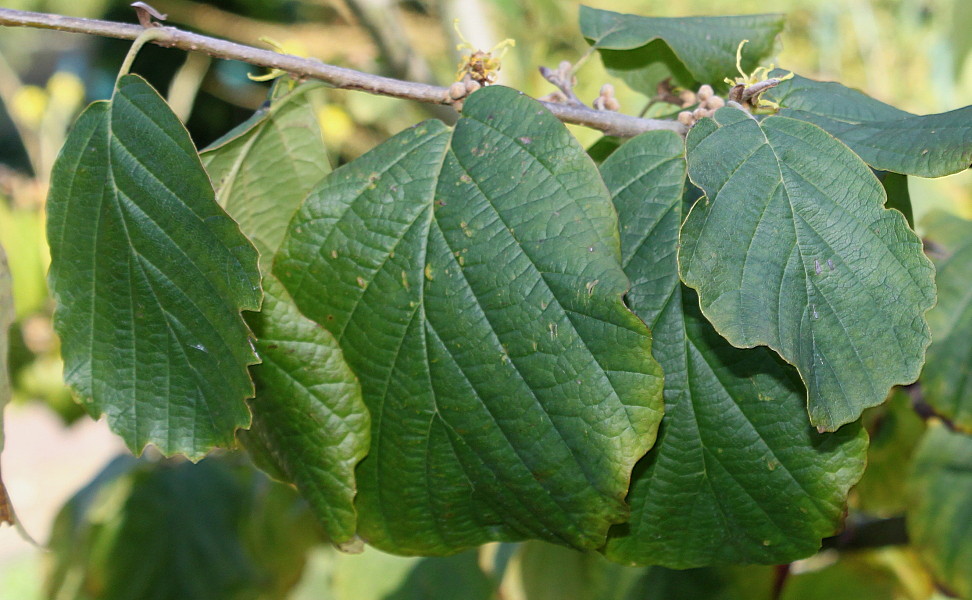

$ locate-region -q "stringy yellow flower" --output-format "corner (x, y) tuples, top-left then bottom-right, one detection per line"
(454, 20), (515, 86)
(724, 39), (793, 110)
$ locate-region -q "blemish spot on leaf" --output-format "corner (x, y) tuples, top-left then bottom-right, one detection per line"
(356, 276), (367, 288)
(331, 250), (338, 259)
(460, 174), (472, 184)
(519, 136), (532, 144)
(424, 264), (434, 281)
(586, 280), (599, 295)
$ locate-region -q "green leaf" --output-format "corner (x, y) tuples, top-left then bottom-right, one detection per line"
(199, 82), (368, 542)
(0, 242), (14, 526)
(240, 275), (369, 545)
(766, 72), (972, 177)
(275, 86), (664, 554)
(907, 424), (972, 599)
(876, 171), (913, 228)
(45, 455), (320, 600)
(920, 211), (972, 430)
(46, 74), (262, 458)
(853, 389), (926, 515)
(600, 130), (867, 567)
(580, 6), (784, 95)
(679, 107), (935, 431)
(201, 82), (331, 273)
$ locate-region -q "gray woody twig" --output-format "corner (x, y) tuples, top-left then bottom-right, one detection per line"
(0, 7), (687, 138)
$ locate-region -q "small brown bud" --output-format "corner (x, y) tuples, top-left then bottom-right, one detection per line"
(705, 95), (725, 110)
(465, 79), (482, 94)
(679, 90), (697, 107)
(449, 81), (467, 101)
(678, 111), (695, 126)
(693, 107), (708, 120)
(605, 97), (620, 111)
(697, 84), (714, 101)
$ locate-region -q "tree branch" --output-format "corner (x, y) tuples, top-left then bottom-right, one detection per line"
(0, 7), (687, 138)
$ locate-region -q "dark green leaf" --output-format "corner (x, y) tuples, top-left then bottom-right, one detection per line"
(587, 136), (624, 163)
(45, 455), (320, 600)
(46, 74), (261, 458)
(240, 275), (369, 545)
(907, 424), (972, 599)
(876, 171), (913, 228)
(580, 6), (784, 95)
(600, 130), (867, 567)
(201, 82), (331, 273)
(766, 72), (972, 177)
(275, 86), (664, 554)
(680, 107), (935, 431)
(921, 211), (972, 429)
(0, 242), (13, 526)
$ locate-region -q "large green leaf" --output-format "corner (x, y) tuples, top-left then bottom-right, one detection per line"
(920, 211), (972, 430)
(45, 455), (321, 600)
(201, 82), (331, 273)
(580, 6), (784, 95)
(46, 74), (262, 458)
(0, 243), (13, 526)
(275, 86), (664, 554)
(240, 275), (369, 545)
(599, 130), (866, 567)
(765, 72), (972, 177)
(907, 424), (972, 599)
(679, 107), (935, 431)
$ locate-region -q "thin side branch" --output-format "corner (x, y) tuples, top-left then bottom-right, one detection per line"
(0, 7), (687, 138)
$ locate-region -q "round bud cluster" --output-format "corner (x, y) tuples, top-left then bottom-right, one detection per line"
(592, 84), (620, 111)
(446, 74), (484, 112)
(677, 84), (726, 127)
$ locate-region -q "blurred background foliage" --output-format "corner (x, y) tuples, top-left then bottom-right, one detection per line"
(0, 0), (970, 598)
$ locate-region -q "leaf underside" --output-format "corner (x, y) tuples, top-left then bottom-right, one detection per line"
(201, 81), (332, 273)
(767, 72), (972, 178)
(679, 107), (935, 431)
(580, 6), (784, 94)
(275, 86), (664, 554)
(600, 131), (866, 567)
(46, 74), (261, 459)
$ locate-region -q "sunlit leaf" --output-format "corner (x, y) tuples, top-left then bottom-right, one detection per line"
(201, 81), (331, 273)
(679, 107), (935, 431)
(46, 74), (261, 458)
(275, 86), (664, 554)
